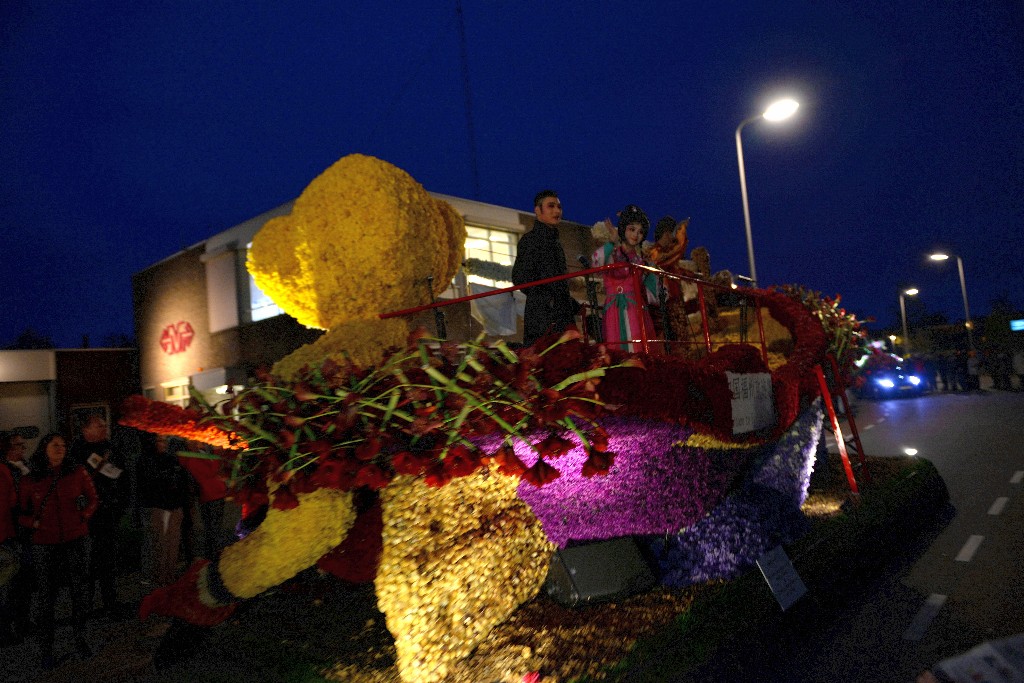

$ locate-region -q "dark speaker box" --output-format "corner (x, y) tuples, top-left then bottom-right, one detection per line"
(544, 537), (657, 607)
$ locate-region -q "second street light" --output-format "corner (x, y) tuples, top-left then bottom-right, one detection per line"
(899, 288), (918, 357)
(929, 252), (974, 352)
(735, 97), (800, 287)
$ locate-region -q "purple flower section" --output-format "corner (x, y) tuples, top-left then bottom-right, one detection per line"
(644, 402), (824, 586)
(752, 400), (823, 508)
(510, 416), (754, 548)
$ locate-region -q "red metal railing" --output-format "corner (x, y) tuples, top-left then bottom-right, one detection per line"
(380, 261), (769, 361)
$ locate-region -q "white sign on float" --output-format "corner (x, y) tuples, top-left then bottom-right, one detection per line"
(756, 545), (807, 611)
(726, 372), (775, 434)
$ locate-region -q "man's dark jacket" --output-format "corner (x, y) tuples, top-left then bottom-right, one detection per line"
(511, 220), (580, 346)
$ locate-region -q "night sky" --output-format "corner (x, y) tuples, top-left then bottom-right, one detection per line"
(2, 2), (1022, 349)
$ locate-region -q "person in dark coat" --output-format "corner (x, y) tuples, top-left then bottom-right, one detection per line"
(0, 430), (33, 647)
(137, 434), (190, 586)
(511, 190), (581, 347)
(18, 433), (99, 669)
(68, 414), (129, 618)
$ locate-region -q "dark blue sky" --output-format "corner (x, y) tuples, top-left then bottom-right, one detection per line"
(2, 2), (1022, 348)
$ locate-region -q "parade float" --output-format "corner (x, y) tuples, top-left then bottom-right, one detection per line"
(120, 154), (871, 683)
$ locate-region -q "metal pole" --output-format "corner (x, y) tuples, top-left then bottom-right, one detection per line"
(735, 116), (760, 288)
(956, 256), (974, 352)
(899, 293), (910, 357)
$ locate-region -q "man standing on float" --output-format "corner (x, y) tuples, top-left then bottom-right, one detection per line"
(512, 190), (581, 347)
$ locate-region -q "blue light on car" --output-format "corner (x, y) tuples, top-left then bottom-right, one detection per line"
(876, 378), (896, 389)
(908, 375), (921, 385)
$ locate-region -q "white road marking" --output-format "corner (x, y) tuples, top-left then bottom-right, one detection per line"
(903, 593), (947, 641)
(877, 417), (887, 423)
(955, 535), (984, 562)
(862, 423), (874, 430)
(1011, 471), (1024, 485)
(988, 497), (1009, 516)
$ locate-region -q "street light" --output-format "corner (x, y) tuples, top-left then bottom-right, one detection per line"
(736, 98), (800, 287)
(928, 252), (974, 351)
(899, 288), (918, 357)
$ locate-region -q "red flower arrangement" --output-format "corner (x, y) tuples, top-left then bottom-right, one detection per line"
(119, 395), (247, 449)
(598, 287), (841, 441)
(120, 328), (637, 505)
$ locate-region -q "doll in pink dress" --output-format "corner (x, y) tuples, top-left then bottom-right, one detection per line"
(591, 205), (658, 352)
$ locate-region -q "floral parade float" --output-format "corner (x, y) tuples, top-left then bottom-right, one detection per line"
(120, 154), (869, 682)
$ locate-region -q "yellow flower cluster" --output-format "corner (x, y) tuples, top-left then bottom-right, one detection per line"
(218, 488), (355, 599)
(682, 432), (762, 450)
(247, 154), (465, 330)
(376, 466), (555, 683)
(272, 318), (410, 382)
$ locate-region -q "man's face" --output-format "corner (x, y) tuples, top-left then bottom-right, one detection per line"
(5, 436), (27, 462)
(83, 418), (108, 443)
(534, 196), (562, 226)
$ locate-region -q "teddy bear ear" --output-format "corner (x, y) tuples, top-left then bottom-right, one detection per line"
(434, 198), (465, 295)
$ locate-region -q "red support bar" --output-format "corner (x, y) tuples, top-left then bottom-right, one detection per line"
(753, 298), (769, 366)
(826, 354), (871, 484)
(815, 365), (860, 495)
(696, 282), (712, 354)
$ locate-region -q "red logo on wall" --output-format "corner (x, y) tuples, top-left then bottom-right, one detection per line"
(160, 321), (195, 355)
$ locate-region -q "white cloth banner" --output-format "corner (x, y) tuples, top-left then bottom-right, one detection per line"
(469, 285), (524, 336)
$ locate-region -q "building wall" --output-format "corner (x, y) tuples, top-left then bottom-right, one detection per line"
(134, 240), (325, 391)
(133, 244), (236, 390)
(0, 348), (137, 447)
(55, 349), (139, 434)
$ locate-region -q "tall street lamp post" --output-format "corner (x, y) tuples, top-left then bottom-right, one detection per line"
(899, 288), (919, 357)
(929, 252), (974, 352)
(735, 97), (800, 288)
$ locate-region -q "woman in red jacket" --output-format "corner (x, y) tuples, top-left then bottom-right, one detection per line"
(18, 433), (98, 670)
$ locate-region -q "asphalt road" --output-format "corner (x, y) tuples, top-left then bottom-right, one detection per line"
(763, 386), (1024, 682)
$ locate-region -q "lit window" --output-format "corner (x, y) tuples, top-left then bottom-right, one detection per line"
(463, 225), (517, 289)
(158, 378), (191, 408)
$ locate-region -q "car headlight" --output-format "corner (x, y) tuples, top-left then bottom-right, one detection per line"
(908, 376), (921, 386)
(876, 378), (895, 389)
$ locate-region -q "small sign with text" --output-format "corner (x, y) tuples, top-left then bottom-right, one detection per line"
(756, 545), (806, 611)
(726, 372), (775, 434)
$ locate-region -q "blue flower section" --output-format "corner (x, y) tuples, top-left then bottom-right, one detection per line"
(644, 402), (824, 586)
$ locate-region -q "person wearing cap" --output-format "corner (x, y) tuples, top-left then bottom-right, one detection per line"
(511, 190), (581, 347)
(591, 205), (658, 353)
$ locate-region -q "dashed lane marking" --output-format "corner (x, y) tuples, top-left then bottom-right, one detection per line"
(988, 497), (1009, 516)
(862, 423), (874, 430)
(1011, 471), (1023, 485)
(955, 535), (984, 562)
(903, 593), (947, 641)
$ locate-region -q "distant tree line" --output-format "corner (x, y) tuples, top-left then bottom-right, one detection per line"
(2, 328), (136, 350)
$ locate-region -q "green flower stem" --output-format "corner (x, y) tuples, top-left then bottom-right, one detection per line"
(551, 368), (608, 392)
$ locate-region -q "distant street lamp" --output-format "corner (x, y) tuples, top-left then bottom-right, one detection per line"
(928, 252), (974, 352)
(899, 288), (919, 357)
(735, 97), (800, 287)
